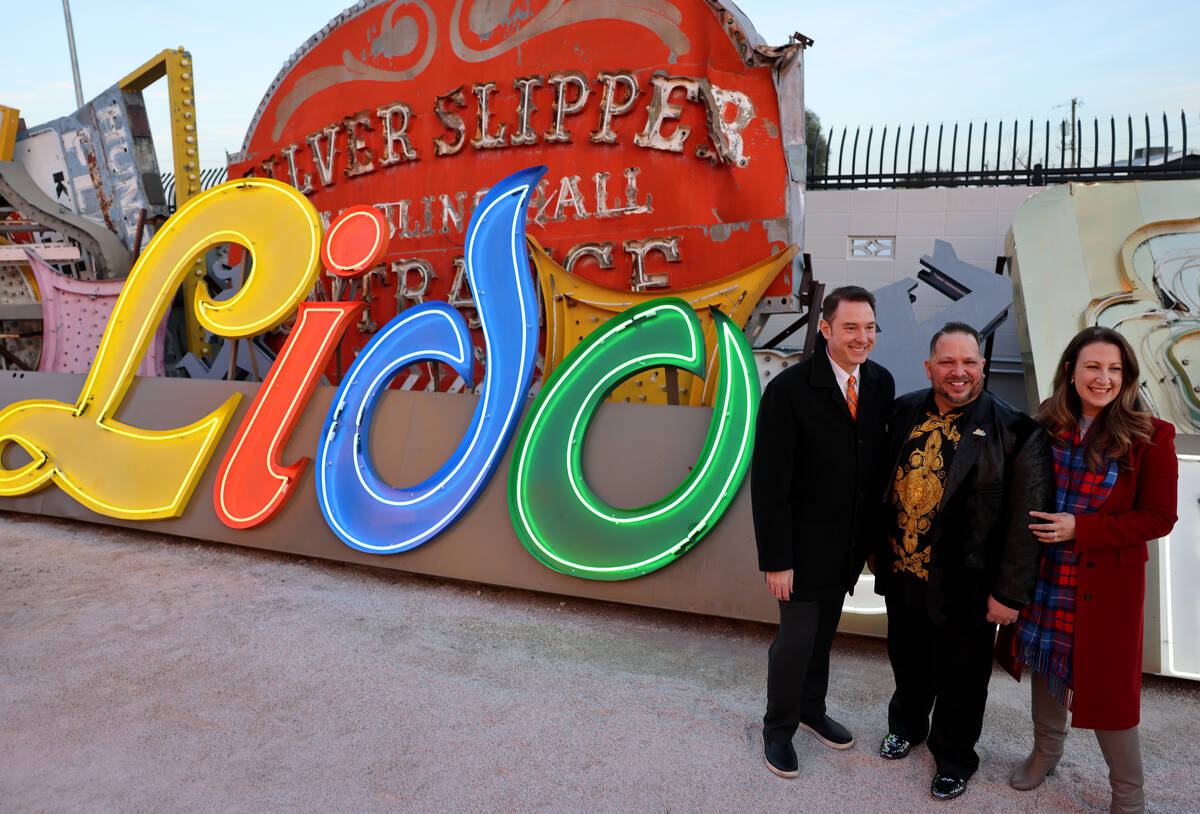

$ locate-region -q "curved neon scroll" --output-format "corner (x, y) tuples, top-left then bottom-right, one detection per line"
(508, 298), (759, 580)
(317, 166), (545, 552)
(0, 179), (321, 518)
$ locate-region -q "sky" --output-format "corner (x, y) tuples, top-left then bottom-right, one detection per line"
(4, 0), (1198, 170)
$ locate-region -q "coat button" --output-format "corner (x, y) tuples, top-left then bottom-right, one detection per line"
(1084, 593), (1093, 600)
(1086, 561), (1095, 568)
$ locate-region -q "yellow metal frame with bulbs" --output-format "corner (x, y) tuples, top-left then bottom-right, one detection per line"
(119, 48), (210, 359)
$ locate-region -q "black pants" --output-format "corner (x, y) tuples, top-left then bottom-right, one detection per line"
(885, 592), (997, 779)
(763, 596), (844, 743)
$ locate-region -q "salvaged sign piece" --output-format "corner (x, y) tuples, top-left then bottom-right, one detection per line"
(230, 0), (807, 394)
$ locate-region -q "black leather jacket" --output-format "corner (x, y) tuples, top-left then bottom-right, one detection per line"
(875, 390), (1054, 609)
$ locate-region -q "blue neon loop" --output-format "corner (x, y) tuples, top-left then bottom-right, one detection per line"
(316, 166), (546, 553)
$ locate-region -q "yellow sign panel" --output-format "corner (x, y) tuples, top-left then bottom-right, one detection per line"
(530, 237), (796, 406)
(0, 105), (19, 162)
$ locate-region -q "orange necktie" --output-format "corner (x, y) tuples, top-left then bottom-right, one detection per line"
(846, 374), (858, 420)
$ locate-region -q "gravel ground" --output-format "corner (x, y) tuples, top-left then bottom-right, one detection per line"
(2, 512), (1197, 814)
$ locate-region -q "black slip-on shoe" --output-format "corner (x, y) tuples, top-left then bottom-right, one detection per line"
(931, 773), (968, 800)
(763, 734), (799, 778)
(879, 733), (913, 759)
(796, 715), (854, 750)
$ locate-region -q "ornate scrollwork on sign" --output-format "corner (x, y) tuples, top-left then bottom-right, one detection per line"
(271, 0), (438, 141)
(450, 0), (691, 63)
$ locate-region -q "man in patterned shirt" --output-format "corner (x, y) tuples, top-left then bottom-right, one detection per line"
(875, 322), (1053, 801)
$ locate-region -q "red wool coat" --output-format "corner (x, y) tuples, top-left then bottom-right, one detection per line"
(998, 417), (1178, 730)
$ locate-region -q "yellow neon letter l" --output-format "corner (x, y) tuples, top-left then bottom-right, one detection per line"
(0, 179), (323, 519)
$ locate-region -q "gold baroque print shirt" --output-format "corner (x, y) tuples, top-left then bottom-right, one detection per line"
(889, 408), (964, 580)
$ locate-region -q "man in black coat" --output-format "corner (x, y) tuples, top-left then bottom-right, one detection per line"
(875, 322), (1053, 801)
(751, 285), (895, 778)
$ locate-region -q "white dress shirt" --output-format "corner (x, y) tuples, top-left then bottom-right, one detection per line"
(826, 348), (860, 401)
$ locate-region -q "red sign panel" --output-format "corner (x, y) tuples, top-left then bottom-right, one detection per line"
(230, 0), (802, 388)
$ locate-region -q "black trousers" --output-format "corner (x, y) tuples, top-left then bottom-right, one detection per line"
(763, 596), (844, 743)
(884, 592), (997, 778)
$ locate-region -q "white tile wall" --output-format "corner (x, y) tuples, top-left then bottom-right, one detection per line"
(803, 235), (846, 262)
(846, 258), (893, 284)
(805, 212), (850, 237)
(805, 186), (1046, 290)
(803, 185), (1049, 403)
(947, 234), (1005, 259)
(892, 236), (936, 269)
(805, 189), (850, 213)
(848, 211), (898, 235)
(945, 211), (997, 236)
(896, 187), (948, 212)
(847, 189), (899, 212)
(896, 210), (946, 235)
(815, 259), (847, 285)
(946, 187), (1001, 212)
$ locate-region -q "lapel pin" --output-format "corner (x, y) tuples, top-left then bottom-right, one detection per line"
(972, 428), (987, 437)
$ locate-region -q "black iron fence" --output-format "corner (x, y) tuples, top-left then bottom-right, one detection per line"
(807, 110), (1200, 189)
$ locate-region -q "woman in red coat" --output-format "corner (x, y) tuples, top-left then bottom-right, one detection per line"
(998, 326), (1177, 814)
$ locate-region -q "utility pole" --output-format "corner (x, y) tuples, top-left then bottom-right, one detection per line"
(1070, 97), (1078, 168)
(1054, 97), (1083, 168)
(62, 0), (85, 108)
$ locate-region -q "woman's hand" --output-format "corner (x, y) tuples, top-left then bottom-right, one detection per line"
(1029, 510), (1076, 544)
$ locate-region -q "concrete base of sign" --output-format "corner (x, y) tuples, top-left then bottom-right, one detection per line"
(0, 369), (888, 636)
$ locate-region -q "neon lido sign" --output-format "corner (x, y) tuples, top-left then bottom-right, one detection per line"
(0, 167), (759, 580)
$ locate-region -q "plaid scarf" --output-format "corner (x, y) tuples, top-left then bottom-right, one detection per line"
(1012, 423), (1117, 707)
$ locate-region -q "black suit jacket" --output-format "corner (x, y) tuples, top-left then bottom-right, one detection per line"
(875, 389), (1054, 614)
(751, 346), (895, 600)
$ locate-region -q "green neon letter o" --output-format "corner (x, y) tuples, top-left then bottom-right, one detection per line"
(507, 297), (759, 580)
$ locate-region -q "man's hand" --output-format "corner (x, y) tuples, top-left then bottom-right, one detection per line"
(986, 594), (1019, 625)
(765, 569), (793, 601)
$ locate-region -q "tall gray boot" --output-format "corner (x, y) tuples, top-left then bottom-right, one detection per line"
(1095, 726), (1144, 814)
(1009, 673), (1069, 790)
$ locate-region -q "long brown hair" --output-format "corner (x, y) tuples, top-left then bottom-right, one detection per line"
(1037, 327), (1154, 471)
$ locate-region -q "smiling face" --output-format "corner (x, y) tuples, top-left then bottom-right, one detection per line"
(819, 300), (877, 373)
(1072, 341), (1123, 416)
(925, 331), (984, 413)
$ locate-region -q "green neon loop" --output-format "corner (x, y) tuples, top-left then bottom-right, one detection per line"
(507, 297), (759, 580)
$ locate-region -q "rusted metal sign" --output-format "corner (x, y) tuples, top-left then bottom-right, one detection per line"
(230, 0), (806, 391)
(7, 84), (165, 279)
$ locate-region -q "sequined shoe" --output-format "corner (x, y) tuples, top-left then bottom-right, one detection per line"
(879, 733), (913, 760)
(931, 773), (967, 800)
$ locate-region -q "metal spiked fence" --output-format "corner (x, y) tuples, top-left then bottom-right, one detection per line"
(808, 110), (1200, 189)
